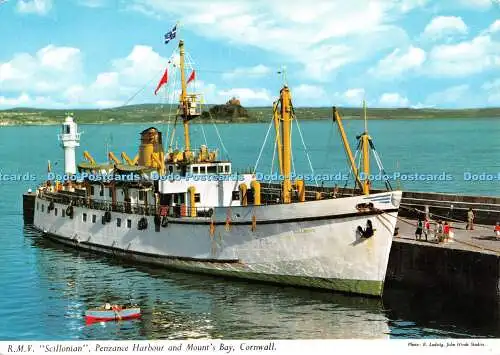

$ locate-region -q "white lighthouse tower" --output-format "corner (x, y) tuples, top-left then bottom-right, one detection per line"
(58, 113), (81, 175)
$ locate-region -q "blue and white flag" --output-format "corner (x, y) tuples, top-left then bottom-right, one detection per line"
(164, 25), (177, 44)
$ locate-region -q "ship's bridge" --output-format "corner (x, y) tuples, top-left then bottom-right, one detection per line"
(165, 144), (231, 176)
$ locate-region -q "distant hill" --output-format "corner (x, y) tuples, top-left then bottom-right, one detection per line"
(1, 103), (500, 126)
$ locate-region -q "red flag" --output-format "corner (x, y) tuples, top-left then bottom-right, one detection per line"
(154, 68), (168, 95)
(186, 70), (195, 85)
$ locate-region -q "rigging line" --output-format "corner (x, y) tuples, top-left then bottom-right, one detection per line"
(168, 116), (178, 151)
(165, 67), (177, 151)
(208, 111), (231, 160)
(290, 116), (295, 177)
(121, 67), (164, 107)
(200, 122), (208, 147)
(345, 149), (359, 189)
(270, 129), (278, 177)
(167, 67), (181, 152)
(253, 116), (275, 175)
(164, 66), (175, 149)
(294, 112), (318, 187)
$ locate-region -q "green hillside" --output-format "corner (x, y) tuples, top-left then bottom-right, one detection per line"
(1, 104), (499, 126)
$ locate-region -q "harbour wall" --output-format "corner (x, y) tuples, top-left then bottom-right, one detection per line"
(386, 240), (500, 299)
(23, 192), (35, 225)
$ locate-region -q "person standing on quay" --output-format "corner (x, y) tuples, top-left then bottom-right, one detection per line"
(466, 208), (475, 230)
(443, 222), (450, 242)
(424, 218), (431, 241)
(436, 220), (443, 243)
(415, 218), (423, 240)
(495, 222), (500, 241)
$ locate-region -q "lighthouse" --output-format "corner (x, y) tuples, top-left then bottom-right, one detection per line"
(58, 114), (81, 175)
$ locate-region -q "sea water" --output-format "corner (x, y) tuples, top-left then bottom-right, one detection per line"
(0, 118), (499, 340)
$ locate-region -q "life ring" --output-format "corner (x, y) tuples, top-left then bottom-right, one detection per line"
(104, 211), (112, 223)
(66, 205), (73, 218)
(161, 216), (168, 227)
(160, 206), (168, 217)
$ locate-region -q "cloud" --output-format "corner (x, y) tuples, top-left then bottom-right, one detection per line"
(425, 85), (469, 105)
(399, 0), (431, 12)
(482, 78), (500, 104)
(0, 93), (62, 107)
(289, 84), (328, 106)
(368, 46), (426, 78)
(426, 34), (500, 77)
(62, 45), (169, 107)
(482, 19), (500, 34)
(222, 65), (271, 80)
(217, 88), (271, 105)
(457, 0), (497, 10)
(332, 88), (365, 106)
(16, 0), (52, 15)
(77, 0), (107, 7)
(0, 45), (83, 93)
(379, 93), (409, 107)
(127, 0), (416, 80)
(421, 16), (468, 41)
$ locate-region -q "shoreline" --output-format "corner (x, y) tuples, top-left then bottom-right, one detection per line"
(2, 105), (500, 126)
(1, 115), (499, 127)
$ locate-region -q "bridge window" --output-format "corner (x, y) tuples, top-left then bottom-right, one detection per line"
(62, 209), (65, 218)
(127, 219), (132, 228)
(92, 215), (96, 223)
(117, 218), (121, 227)
(193, 166), (199, 174)
(91, 186), (95, 195)
(207, 166), (216, 174)
(99, 187), (104, 197)
(194, 193), (201, 203)
(139, 190), (145, 201)
(54, 208), (58, 216)
(83, 213), (87, 222)
(108, 188), (113, 197)
(41, 204), (44, 212)
(36, 202), (39, 210)
(232, 191), (240, 201)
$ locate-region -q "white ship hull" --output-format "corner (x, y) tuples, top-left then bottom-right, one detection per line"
(33, 191), (401, 296)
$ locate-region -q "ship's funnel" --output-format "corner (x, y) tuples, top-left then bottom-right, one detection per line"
(138, 127), (164, 172)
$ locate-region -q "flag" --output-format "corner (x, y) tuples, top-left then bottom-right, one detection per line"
(186, 70), (195, 85)
(154, 68), (168, 95)
(164, 25), (177, 44)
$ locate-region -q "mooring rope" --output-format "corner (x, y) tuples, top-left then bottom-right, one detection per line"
(375, 205), (500, 255)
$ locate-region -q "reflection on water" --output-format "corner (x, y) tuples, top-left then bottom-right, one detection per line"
(4, 228), (498, 340)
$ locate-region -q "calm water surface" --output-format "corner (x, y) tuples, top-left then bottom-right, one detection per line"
(0, 119), (499, 340)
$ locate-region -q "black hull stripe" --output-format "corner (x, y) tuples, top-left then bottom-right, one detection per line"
(169, 208), (400, 226)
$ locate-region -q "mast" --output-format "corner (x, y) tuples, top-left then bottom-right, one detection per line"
(361, 99), (370, 195)
(332, 107), (364, 192)
(280, 86), (292, 203)
(179, 40), (191, 156)
(273, 100), (283, 176)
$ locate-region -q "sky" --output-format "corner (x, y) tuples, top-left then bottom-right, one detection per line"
(0, 0), (500, 109)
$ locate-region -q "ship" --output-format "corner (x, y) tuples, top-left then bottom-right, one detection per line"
(30, 32), (402, 297)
